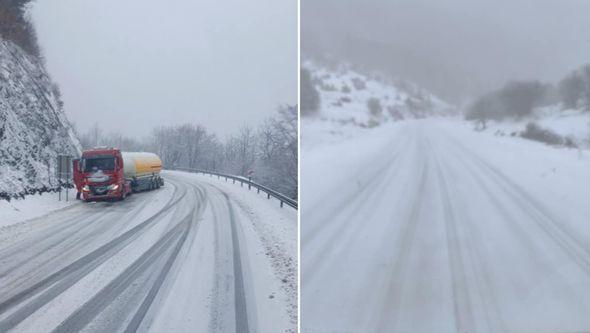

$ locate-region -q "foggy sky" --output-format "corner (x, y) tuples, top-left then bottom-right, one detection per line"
(32, 0), (296, 138)
(302, 0), (590, 103)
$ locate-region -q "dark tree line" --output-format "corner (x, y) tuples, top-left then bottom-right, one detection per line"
(467, 63), (590, 122)
(0, 0), (40, 57)
(76, 106), (298, 199)
(558, 64), (590, 110)
(466, 81), (548, 122)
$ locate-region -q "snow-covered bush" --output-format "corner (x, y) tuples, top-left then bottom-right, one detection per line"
(520, 122), (565, 146)
(351, 77), (366, 90)
(367, 98), (382, 118)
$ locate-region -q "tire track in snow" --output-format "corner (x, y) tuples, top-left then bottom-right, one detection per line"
(0, 181), (188, 331)
(204, 183), (252, 333)
(432, 138), (507, 333)
(52, 208), (199, 333)
(223, 192), (250, 333)
(431, 142), (476, 333)
(302, 133), (412, 247)
(376, 150), (430, 331)
(301, 134), (418, 293)
(448, 135), (590, 277)
(301, 154), (403, 287)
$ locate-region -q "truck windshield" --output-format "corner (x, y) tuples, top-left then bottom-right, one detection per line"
(83, 157), (115, 172)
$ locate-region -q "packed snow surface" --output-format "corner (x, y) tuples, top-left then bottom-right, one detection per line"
(0, 170), (296, 332)
(0, 190), (77, 228)
(302, 118), (590, 332)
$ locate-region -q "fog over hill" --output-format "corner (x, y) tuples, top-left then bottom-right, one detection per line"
(302, 0), (590, 103)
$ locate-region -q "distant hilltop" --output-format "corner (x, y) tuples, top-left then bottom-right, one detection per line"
(301, 57), (456, 128)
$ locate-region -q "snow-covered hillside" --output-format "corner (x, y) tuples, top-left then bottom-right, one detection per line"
(302, 59), (455, 147)
(0, 38), (81, 200)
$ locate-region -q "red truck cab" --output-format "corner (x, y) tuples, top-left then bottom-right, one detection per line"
(74, 148), (132, 202)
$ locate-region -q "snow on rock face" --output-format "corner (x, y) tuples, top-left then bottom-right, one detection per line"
(0, 38), (81, 200)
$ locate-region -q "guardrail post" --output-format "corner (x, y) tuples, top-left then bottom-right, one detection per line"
(233, 179), (235, 184)
(248, 183), (251, 190)
(267, 193), (270, 199)
(241, 181), (243, 187)
(280, 201), (284, 208)
(257, 187), (260, 194)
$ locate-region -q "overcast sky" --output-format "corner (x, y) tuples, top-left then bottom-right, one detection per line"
(302, 0), (590, 103)
(32, 0), (296, 138)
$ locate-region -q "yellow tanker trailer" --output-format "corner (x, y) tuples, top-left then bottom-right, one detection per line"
(122, 152), (164, 192)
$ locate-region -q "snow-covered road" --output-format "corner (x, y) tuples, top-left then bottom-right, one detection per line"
(302, 119), (590, 332)
(0, 170), (296, 333)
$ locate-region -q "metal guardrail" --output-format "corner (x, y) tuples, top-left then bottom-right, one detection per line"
(170, 167), (298, 209)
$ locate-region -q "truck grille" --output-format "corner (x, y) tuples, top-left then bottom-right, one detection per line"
(90, 185), (109, 195)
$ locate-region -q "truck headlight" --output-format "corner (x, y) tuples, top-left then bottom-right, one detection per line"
(82, 185), (90, 192)
(108, 184), (119, 191)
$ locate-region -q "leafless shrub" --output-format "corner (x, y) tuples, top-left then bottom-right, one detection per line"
(367, 97), (382, 117)
(520, 122), (564, 146)
(351, 77), (366, 90)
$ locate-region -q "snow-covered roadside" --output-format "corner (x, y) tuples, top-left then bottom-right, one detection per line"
(167, 171), (298, 331)
(0, 191), (79, 229)
(437, 118), (590, 235)
(473, 106), (590, 148)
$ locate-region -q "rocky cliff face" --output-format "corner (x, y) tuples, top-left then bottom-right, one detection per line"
(0, 38), (81, 200)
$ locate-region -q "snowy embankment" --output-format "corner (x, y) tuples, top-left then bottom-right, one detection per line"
(478, 105), (590, 148)
(302, 118), (590, 332)
(0, 191), (78, 229)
